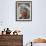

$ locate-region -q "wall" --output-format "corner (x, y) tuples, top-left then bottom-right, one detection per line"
(32, 0), (46, 39)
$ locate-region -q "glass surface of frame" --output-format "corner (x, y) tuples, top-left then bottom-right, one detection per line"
(16, 1), (32, 21)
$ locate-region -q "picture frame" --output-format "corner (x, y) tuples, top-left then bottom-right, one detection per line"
(16, 1), (32, 21)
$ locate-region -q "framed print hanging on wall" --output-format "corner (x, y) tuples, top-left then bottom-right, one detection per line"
(16, 1), (32, 21)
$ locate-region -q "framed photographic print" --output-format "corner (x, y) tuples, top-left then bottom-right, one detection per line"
(16, 1), (32, 21)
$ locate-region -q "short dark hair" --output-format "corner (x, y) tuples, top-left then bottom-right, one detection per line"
(20, 7), (28, 12)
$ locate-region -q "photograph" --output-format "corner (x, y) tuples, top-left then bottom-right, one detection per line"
(16, 1), (32, 21)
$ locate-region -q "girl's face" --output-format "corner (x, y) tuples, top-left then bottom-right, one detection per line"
(20, 9), (27, 17)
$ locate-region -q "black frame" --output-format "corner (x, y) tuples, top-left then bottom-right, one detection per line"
(16, 1), (32, 21)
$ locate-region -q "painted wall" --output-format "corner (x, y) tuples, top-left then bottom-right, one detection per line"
(32, 0), (46, 39)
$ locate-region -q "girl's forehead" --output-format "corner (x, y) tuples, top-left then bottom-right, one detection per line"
(20, 7), (28, 12)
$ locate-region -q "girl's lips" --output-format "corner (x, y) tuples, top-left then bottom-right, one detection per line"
(21, 12), (27, 16)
